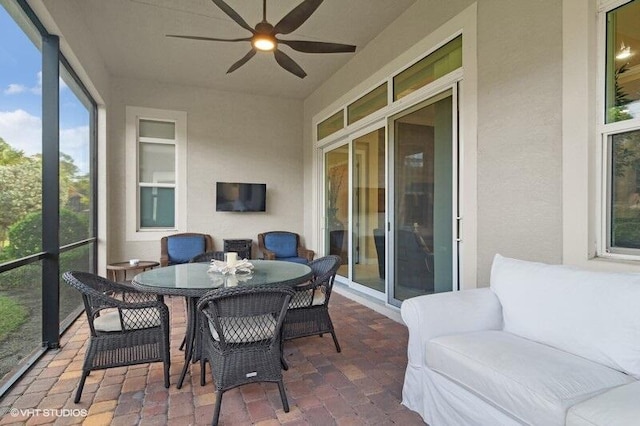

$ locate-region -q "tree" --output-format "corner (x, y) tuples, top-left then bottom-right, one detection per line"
(4, 209), (89, 259)
(0, 157), (42, 246)
(0, 137), (25, 166)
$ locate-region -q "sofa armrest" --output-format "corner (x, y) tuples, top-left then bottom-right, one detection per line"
(401, 288), (503, 366)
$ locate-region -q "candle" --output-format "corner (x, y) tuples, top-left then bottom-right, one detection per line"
(225, 252), (237, 266)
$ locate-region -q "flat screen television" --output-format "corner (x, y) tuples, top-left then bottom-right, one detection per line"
(216, 182), (266, 212)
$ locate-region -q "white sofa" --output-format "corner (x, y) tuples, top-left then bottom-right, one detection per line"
(401, 254), (640, 426)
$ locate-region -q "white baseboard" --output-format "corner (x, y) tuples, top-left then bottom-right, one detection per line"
(333, 283), (404, 324)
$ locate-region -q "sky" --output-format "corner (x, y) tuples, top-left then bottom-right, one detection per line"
(0, 5), (91, 174)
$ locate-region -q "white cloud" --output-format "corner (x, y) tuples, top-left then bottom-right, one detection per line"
(4, 84), (27, 95)
(3, 71), (67, 96)
(0, 109), (41, 155)
(0, 109), (90, 174)
(61, 125), (90, 174)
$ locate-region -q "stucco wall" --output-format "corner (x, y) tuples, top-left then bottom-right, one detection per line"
(476, 0), (563, 283)
(108, 78), (304, 263)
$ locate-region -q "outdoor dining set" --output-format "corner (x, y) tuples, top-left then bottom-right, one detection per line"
(62, 231), (341, 426)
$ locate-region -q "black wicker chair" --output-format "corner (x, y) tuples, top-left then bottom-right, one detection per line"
(62, 271), (171, 403)
(189, 250), (225, 263)
(282, 255), (342, 352)
(197, 285), (294, 426)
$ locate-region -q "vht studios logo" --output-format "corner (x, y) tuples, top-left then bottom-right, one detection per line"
(3, 408), (88, 418)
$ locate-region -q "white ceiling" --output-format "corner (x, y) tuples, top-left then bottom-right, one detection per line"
(74, 0), (417, 99)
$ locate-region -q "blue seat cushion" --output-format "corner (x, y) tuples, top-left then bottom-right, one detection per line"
(277, 256), (309, 264)
(168, 236), (205, 264)
(264, 233), (298, 258)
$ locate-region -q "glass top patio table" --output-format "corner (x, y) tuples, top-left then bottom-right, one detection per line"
(131, 260), (313, 297)
(131, 259), (313, 388)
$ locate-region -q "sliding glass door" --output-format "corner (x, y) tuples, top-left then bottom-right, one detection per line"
(324, 144), (349, 278)
(352, 128), (386, 293)
(321, 89), (457, 305)
(323, 127), (386, 297)
(389, 91), (456, 304)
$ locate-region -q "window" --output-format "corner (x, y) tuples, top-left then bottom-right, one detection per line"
(318, 110), (344, 140)
(602, 0), (640, 255)
(347, 83), (388, 125)
(393, 35), (462, 101)
(126, 106), (187, 240)
(0, 0), (97, 391)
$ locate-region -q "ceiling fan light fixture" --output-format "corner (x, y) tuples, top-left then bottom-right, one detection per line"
(616, 42), (632, 60)
(252, 34), (276, 51)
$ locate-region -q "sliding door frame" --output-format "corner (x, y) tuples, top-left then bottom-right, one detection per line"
(387, 86), (460, 307)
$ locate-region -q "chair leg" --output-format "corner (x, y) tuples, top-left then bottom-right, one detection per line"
(324, 313), (341, 352)
(212, 391), (223, 426)
(280, 354), (289, 371)
(164, 360), (170, 388)
(277, 380), (290, 413)
(330, 329), (341, 353)
(74, 371), (90, 403)
(200, 358), (207, 386)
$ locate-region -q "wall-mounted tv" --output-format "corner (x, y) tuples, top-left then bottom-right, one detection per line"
(216, 182), (266, 212)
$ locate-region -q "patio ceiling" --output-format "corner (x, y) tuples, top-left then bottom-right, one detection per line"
(70, 0), (418, 99)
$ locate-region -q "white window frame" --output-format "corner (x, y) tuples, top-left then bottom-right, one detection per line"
(125, 106), (187, 241)
(310, 3), (478, 291)
(597, 0), (640, 260)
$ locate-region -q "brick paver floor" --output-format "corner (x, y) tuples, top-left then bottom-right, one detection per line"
(0, 292), (425, 425)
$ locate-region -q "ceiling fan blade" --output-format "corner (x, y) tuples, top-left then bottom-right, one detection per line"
(166, 35), (251, 43)
(279, 39), (356, 54)
(273, 0), (323, 35)
(227, 49), (257, 74)
(273, 49), (307, 78)
(211, 0), (255, 33)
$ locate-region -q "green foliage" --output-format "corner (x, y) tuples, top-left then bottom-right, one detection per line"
(0, 137), (25, 166)
(0, 157), (42, 244)
(0, 135), (91, 258)
(0, 263), (40, 289)
(0, 295), (28, 341)
(4, 209), (89, 259)
(613, 218), (640, 249)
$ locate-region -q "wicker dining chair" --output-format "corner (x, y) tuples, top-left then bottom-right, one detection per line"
(189, 250), (225, 263)
(282, 255), (342, 352)
(62, 271), (171, 403)
(197, 285), (294, 426)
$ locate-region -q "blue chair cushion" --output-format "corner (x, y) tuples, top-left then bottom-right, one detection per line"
(168, 236), (205, 264)
(277, 256), (309, 264)
(264, 233), (298, 258)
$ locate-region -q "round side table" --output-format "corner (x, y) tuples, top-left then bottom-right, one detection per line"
(106, 260), (160, 282)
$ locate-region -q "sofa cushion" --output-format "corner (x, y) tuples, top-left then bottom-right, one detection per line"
(207, 314), (276, 343)
(167, 236), (205, 264)
(566, 381), (640, 426)
(264, 233), (298, 258)
(490, 254), (640, 378)
(426, 330), (634, 426)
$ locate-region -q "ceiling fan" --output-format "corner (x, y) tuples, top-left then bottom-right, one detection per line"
(167, 0), (356, 78)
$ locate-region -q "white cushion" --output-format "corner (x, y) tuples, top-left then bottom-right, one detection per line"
(490, 254), (640, 378)
(93, 308), (161, 332)
(289, 289), (326, 308)
(566, 381), (640, 426)
(426, 330), (634, 426)
(208, 314), (276, 343)
(312, 289), (325, 306)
